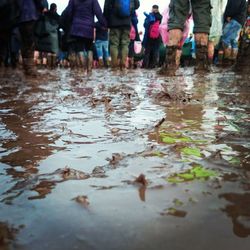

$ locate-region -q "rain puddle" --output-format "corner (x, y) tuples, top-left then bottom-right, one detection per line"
(0, 67), (249, 250)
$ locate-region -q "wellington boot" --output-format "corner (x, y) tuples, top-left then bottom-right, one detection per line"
(87, 51), (93, 73)
(23, 58), (38, 77)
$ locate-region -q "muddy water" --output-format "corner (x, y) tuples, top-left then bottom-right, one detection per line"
(0, 67), (249, 250)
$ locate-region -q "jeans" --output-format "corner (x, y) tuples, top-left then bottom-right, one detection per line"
(222, 19), (242, 49)
(95, 40), (110, 59)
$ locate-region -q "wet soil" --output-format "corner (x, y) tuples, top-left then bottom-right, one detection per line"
(0, 67), (250, 250)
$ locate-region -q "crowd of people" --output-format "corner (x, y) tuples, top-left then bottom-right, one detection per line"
(0, 0), (249, 77)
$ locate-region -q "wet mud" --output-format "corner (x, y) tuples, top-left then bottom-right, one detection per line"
(0, 67), (249, 249)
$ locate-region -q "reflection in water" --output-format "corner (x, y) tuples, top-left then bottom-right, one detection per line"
(0, 222), (19, 250)
(220, 193), (250, 238)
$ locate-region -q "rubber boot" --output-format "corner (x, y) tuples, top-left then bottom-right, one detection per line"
(110, 46), (119, 69)
(234, 37), (250, 72)
(223, 47), (232, 66)
(87, 51), (93, 73)
(194, 45), (209, 72)
(51, 54), (57, 68)
(217, 50), (224, 66)
(98, 58), (104, 68)
(23, 57), (38, 77)
(159, 46), (178, 76)
(106, 59), (111, 68)
(47, 54), (52, 69)
(230, 48), (238, 63)
(69, 53), (77, 68)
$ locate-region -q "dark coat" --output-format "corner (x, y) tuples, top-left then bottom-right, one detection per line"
(67, 0), (106, 39)
(224, 0), (247, 26)
(104, 0), (140, 28)
(19, 0), (47, 23)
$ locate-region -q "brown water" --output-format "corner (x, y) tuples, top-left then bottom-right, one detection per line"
(0, 67), (249, 250)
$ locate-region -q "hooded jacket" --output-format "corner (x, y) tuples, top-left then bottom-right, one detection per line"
(67, 0), (106, 39)
(104, 0), (140, 28)
(224, 0), (247, 26)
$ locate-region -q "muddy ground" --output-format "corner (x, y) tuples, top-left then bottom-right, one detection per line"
(0, 66), (249, 250)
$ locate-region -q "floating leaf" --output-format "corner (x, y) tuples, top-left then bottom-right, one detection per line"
(167, 165), (218, 183)
(161, 136), (176, 144)
(181, 147), (202, 158)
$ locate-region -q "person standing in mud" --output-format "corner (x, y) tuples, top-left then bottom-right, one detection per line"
(221, 0), (247, 65)
(18, 0), (48, 76)
(208, 0), (227, 64)
(104, 0), (140, 69)
(142, 5), (163, 69)
(161, 0), (211, 76)
(65, 0), (106, 73)
(235, 1), (250, 70)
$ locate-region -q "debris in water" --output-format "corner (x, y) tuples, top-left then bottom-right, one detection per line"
(135, 174), (148, 186)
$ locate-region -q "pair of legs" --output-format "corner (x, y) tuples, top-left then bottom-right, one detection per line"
(162, 0), (211, 75)
(109, 28), (130, 69)
(19, 21), (37, 76)
(95, 40), (111, 67)
(222, 19), (242, 62)
(68, 37), (93, 72)
(143, 38), (161, 69)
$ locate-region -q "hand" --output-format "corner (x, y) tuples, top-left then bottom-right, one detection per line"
(42, 8), (48, 13)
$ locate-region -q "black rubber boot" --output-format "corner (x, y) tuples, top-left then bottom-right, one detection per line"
(195, 45), (209, 72)
(159, 46), (178, 76)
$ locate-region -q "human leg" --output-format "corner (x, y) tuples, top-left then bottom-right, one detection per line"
(109, 29), (120, 68)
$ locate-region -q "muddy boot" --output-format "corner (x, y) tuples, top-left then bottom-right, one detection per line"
(194, 45), (209, 72)
(106, 59), (111, 68)
(217, 50), (224, 66)
(159, 46), (178, 76)
(69, 53), (77, 68)
(23, 57), (38, 77)
(234, 38), (250, 72)
(51, 54), (57, 69)
(47, 54), (52, 69)
(98, 58), (104, 68)
(230, 48), (238, 64)
(223, 47), (232, 66)
(87, 51), (93, 73)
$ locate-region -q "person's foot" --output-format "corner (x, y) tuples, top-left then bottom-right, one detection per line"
(194, 45), (209, 72)
(23, 58), (38, 77)
(159, 46), (178, 76)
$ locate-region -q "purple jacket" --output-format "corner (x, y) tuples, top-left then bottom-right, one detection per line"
(68, 0), (106, 39)
(18, 0), (45, 23)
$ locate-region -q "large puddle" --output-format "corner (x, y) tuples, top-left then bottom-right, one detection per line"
(0, 67), (250, 249)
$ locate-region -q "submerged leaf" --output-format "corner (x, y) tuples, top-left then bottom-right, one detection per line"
(167, 165), (218, 183)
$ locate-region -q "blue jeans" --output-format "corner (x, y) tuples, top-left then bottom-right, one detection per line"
(222, 19), (242, 49)
(95, 40), (110, 60)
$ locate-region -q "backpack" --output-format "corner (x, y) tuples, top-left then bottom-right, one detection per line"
(114, 0), (132, 18)
(149, 20), (160, 39)
(0, 0), (20, 31)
